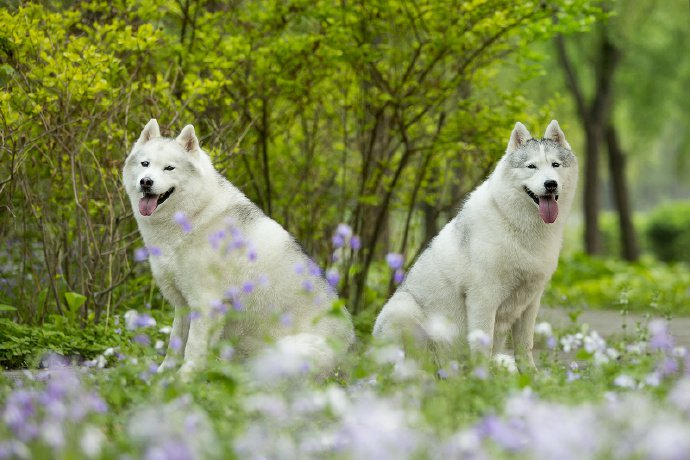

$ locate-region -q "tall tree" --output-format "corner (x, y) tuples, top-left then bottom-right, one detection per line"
(555, 10), (639, 260)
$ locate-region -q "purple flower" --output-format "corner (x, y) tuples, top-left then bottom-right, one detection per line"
(386, 253), (404, 270)
(393, 269), (405, 285)
(280, 312), (293, 327)
(349, 235), (361, 251)
(302, 279), (314, 293)
(473, 366), (488, 380)
(134, 247), (149, 262)
(225, 286), (240, 300)
(247, 244), (257, 262)
(148, 246), (162, 257)
(208, 230), (227, 250)
(547, 336), (557, 350)
(326, 268), (340, 288)
(257, 274), (269, 287)
(658, 357), (679, 376)
(230, 228), (245, 249)
(4, 390), (37, 440)
(332, 234), (345, 249)
(242, 281), (254, 294)
(476, 416), (527, 453)
(188, 311), (201, 321)
(294, 263), (305, 275)
(173, 211), (192, 233)
(134, 334), (150, 346)
(336, 223), (353, 239)
(649, 319), (674, 351)
(170, 336), (182, 352)
(308, 261), (322, 277)
(211, 299), (228, 316)
(134, 314), (156, 329)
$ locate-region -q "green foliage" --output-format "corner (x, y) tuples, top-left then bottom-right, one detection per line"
(0, 317), (123, 369)
(1, 315), (686, 458)
(545, 252), (690, 315)
(0, 0), (605, 323)
(646, 200), (690, 264)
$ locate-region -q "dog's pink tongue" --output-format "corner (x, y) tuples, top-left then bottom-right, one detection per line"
(139, 195), (158, 216)
(538, 196), (558, 224)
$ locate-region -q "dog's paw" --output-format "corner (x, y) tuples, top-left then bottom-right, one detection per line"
(157, 357), (177, 373)
(177, 361), (199, 382)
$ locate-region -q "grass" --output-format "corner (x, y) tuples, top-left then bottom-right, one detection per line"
(2, 251), (690, 458)
(1, 305), (689, 459)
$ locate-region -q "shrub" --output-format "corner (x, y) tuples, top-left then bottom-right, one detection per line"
(646, 201), (690, 264)
(545, 252), (690, 315)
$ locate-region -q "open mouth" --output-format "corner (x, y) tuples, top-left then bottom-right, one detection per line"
(138, 187), (174, 216)
(524, 187), (559, 224)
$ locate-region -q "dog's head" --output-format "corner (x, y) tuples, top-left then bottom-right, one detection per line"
(123, 119), (211, 218)
(505, 120), (578, 224)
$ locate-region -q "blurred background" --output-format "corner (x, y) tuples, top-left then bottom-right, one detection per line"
(0, 0), (688, 342)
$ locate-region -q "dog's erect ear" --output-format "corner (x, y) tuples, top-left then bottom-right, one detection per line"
(544, 120), (571, 150)
(507, 122), (532, 154)
(137, 119), (161, 145)
(176, 125), (200, 153)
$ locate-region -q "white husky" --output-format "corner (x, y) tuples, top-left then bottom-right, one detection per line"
(373, 121), (578, 370)
(123, 119), (354, 378)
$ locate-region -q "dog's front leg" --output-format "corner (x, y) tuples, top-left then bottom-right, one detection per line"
(178, 311), (213, 381)
(158, 304), (190, 372)
(465, 291), (499, 356)
(511, 293), (542, 372)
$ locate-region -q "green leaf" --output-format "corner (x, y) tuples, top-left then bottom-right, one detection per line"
(0, 304), (17, 312)
(64, 292), (87, 312)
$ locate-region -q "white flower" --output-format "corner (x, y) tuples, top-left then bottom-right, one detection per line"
(644, 372), (661, 388)
(372, 345), (405, 365)
(534, 322), (553, 337)
(560, 332), (585, 352)
(584, 331), (606, 354)
(425, 314), (459, 343)
(80, 426), (105, 458)
(467, 329), (491, 353)
(672, 346), (688, 358)
(648, 319), (668, 336)
(492, 353), (517, 373)
(159, 326), (172, 335)
(626, 342), (647, 355)
(613, 374), (636, 389)
(592, 351), (609, 366)
(669, 378), (690, 415)
(124, 310), (139, 331)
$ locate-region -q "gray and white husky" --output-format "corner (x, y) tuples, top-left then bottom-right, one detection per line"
(373, 121), (578, 370)
(123, 119), (354, 379)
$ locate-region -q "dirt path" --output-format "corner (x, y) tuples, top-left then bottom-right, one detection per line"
(539, 307), (690, 349)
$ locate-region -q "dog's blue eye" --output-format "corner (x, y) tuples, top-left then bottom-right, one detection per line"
(527, 164), (537, 169)
(141, 161), (149, 167)
(552, 162), (560, 168)
(164, 166), (175, 171)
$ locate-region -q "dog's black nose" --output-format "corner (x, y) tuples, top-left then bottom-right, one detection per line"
(544, 180), (558, 193)
(140, 177), (154, 188)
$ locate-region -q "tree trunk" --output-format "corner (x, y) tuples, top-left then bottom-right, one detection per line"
(583, 124), (603, 255)
(555, 26), (622, 257)
(606, 124), (640, 261)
